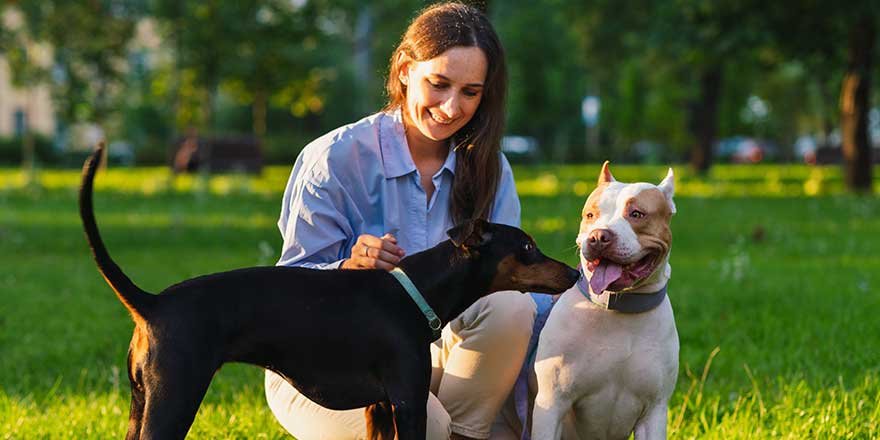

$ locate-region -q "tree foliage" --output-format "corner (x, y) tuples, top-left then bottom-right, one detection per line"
(5, 2), (140, 125)
(1, 0), (877, 190)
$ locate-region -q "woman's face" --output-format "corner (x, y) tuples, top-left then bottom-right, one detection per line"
(400, 46), (488, 147)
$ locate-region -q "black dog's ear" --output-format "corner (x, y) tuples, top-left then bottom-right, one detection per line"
(447, 218), (493, 248)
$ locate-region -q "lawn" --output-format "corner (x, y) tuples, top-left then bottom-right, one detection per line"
(1, 163), (879, 439)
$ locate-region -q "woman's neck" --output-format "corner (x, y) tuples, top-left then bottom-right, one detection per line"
(401, 110), (450, 205)
(402, 110), (450, 166)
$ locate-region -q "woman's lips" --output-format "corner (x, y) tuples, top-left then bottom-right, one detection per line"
(428, 109), (454, 125)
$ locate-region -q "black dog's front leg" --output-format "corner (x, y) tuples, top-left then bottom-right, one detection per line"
(380, 350), (432, 440)
(389, 396), (428, 440)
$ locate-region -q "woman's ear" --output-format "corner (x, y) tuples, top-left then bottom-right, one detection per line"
(397, 51), (411, 86)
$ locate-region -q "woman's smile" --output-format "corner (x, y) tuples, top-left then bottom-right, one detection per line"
(428, 110), (454, 125)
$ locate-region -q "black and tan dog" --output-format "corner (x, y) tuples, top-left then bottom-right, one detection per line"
(79, 146), (579, 440)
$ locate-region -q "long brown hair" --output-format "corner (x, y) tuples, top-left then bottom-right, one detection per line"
(384, 2), (508, 225)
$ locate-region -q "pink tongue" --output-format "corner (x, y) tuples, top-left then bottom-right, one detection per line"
(590, 261), (624, 295)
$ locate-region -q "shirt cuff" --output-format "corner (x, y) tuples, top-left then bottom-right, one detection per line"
(277, 259), (346, 270)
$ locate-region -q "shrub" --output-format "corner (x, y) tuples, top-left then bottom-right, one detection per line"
(0, 134), (57, 165)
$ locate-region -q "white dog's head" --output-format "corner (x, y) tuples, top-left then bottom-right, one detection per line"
(576, 162), (675, 295)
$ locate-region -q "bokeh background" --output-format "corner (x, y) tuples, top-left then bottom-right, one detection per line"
(1, 1), (879, 178)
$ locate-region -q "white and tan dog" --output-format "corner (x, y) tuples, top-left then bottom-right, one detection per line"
(531, 162), (679, 440)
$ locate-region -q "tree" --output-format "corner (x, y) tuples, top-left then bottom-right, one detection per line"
(218, 1), (322, 138)
(495, 0), (588, 161)
(762, 1), (878, 192)
(840, 16), (875, 192)
(651, 0), (769, 173)
(4, 1), (140, 160)
(152, 1), (237, 133)
(564, 0), (768, 171)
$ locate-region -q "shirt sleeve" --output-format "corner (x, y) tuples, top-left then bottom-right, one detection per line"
(490, 153), (522, 227)
(276, 169), (355, 270)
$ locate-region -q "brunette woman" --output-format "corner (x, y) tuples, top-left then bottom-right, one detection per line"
(266, 3), (534, 439)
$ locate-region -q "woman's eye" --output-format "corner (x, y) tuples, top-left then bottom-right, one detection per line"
(630, 210), (644, 219)
(463, 89), (479, 97)
(428, 81), (447, 89)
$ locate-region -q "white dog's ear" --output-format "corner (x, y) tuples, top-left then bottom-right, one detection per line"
(658, 168), (676, 214)
(598, 161), (616, 184)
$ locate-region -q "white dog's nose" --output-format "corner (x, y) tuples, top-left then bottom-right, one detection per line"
(588, 228), (615, 252)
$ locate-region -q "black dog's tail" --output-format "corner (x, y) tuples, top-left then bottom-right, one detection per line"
(79, 143), (154, 323)
(365, 401), (395, 440)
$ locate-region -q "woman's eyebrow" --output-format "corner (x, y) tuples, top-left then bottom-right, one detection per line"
(430, 73), (484, 88)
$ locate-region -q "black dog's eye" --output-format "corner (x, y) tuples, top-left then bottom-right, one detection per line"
(523, 243), (534, 252)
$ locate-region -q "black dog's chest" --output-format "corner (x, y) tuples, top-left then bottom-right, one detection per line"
(278, 369), (387, 410)
(262, 321), (427, 411)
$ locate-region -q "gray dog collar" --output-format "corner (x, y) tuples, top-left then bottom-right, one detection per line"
(576, 265), (667, 313)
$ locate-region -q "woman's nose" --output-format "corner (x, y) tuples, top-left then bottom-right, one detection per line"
(439, 94), (460, 118)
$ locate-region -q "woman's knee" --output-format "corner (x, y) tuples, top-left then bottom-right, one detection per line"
(427, 393), (453, 440)
(265, 370), (366, 439)
(461, 292), (536, 343)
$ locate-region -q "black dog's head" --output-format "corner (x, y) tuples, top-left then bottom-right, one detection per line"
(447, 219), (579, 294)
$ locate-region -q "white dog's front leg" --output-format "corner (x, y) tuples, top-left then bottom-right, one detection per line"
(633, 403), (668, 440)
(532, 356), (574, 440)
(531, 390), (569, 440)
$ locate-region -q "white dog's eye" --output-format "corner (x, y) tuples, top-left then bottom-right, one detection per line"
(630, 210), (645, 219)
(586, 212), (594, 219)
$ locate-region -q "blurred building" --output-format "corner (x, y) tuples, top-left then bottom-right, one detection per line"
(0, 7), (56, 138)
(0, 56), (55, 138)
(0, 42), (55, 137)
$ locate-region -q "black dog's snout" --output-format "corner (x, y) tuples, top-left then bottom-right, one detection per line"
(566, 267), (580, 284)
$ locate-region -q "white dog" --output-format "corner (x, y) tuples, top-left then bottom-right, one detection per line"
(530, 162), (679, 440)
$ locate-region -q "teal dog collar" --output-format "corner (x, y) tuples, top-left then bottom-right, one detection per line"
(390, 268), (443, 339)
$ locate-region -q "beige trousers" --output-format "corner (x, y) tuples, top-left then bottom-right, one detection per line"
(265, 291), (536, 439)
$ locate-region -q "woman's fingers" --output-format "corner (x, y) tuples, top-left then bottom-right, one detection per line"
(363, 246), (401, 265)
(349, 233), (406, 270)
(364, 234), (405, 258)
(371, 258), (397, 271)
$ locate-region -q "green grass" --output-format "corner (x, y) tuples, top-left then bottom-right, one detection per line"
(1, 164), (879, 438)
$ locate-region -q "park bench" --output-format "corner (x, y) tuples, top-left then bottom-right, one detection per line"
(173, 135), (263, 174)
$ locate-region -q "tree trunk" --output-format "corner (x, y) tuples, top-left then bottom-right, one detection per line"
(840, 16), (874, 193)
(688, 64), (722, 175)
(22, 91), (35, 179)
(205, 80), (217, 133)
(253, 89), (267, 139)
(816, 78), (836, 149)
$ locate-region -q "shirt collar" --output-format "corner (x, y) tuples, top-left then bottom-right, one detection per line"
(380, 109), (456, 179)
(440, 142), (457, 176)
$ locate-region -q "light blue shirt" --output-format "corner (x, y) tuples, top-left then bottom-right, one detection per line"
(277, 110), (521, 269)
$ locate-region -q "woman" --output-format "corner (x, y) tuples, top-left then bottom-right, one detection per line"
(265, 3), (534, 439)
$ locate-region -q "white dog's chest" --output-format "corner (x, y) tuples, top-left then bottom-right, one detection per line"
(532, 289), (679, 439)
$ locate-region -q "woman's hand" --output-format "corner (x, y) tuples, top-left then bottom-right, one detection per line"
(341, 233), (406, 271)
